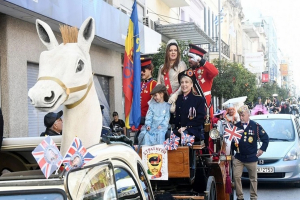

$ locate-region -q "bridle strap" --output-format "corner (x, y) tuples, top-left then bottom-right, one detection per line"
(37, 75), (93, 109)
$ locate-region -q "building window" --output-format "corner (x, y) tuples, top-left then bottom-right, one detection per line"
(208, 8), (210, 36)
(27, 63), (48, 137)
(93, 75), (111, 127)
(181, 9), (185, 22)
(204, 7), (206, 32)
(212, 13), (214, 37)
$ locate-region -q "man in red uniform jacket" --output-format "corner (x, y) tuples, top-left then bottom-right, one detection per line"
(140, 57), (157, 122)
(178, 44), (218, 153)
(187, 44), (219, 120)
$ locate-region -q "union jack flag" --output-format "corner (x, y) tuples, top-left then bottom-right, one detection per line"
(223, 123), (243, 143)
(62, 137), (94, 171)
(163, 132), (180, 150)
(181, 132), (195, 146)
(32, 136), (63, 179)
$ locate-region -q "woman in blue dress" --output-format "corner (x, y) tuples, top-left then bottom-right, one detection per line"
(138, 85), (170, 145)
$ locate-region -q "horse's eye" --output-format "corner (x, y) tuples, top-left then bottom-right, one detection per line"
(76, 60), (84, 73)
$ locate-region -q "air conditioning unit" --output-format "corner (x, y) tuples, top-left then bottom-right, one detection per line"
(143, 16), (155, 30)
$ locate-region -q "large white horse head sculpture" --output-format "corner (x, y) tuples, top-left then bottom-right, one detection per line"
(28, 17), (102, 155)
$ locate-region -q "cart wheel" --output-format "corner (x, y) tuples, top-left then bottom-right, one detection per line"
(206, 176), (217, 200)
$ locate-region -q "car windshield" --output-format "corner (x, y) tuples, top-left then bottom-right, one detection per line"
(252, 119), (295, 141)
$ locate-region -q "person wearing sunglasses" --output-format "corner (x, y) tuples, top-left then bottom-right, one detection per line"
(140, 57), (157, 122)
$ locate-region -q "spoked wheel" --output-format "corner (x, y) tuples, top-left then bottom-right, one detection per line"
(205, 176), (217, 200)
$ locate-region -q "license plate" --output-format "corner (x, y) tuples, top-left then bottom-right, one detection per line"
(257, 167), (274, 173)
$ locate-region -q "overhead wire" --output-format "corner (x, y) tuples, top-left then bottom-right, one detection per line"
(147, 10), (191, 24)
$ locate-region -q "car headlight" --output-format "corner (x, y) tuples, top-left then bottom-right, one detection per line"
(283, 148), (299, 161)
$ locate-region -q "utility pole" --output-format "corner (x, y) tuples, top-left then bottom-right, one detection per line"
(218, 0), (221, 61)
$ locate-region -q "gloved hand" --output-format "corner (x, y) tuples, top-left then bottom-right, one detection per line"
(188, 52), (201, 62)
(168, 93), (178, 104)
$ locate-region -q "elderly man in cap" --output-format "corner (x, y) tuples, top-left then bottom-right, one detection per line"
(232, 105), (269, 200)
(40, 111), (63, 136)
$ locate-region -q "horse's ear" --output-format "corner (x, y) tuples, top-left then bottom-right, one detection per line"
(78, 17), (95, 52)
(36, 19), (58, 50)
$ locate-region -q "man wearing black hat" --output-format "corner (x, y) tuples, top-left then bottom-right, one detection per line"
(185, 44), (218, 120)
(40, 111), (63, 136)
(140, 57), (157, 122)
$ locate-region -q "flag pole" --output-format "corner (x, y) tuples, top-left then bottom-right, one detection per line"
(218, 0), (221, 61)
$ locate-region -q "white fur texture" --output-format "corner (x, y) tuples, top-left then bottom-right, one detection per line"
(28, 17), (102, 155)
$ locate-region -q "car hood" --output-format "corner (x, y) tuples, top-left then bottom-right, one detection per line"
(259, 141), (295, 159)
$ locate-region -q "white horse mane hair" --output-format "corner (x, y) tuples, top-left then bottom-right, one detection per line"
(28, 17), (102, 155)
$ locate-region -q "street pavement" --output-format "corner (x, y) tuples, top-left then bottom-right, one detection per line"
(234, 182), (300, 200)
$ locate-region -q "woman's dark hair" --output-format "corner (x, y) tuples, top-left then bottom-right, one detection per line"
(161, 43), (181, 75)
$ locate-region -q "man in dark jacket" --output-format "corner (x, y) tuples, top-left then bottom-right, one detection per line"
(40, 111), (63, 136)
(232, 105), (269, 200)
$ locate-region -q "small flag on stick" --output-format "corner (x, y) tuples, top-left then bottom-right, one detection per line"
(32, 136), (63, 179)
(62, 137), (95, 171)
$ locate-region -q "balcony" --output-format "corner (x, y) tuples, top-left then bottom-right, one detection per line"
(257, 42), (265, 52)
(209, 37), (230, 58)
(161, 0), (190, 8)
(155, 22), (215, 45)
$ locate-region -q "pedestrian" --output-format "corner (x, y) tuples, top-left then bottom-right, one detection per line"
(138, 84), (170, 145)
(140, 57), (157, 124)
(40, 110), (63, 136)
(224, 103), (240, 125)
(109, 112), (126, 135)
(232, 105), (269, 200)
(271, 95), (280, 113)
(157, 39), (187, 103)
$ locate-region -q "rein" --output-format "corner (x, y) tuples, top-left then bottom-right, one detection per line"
(37, 75), (93, 109)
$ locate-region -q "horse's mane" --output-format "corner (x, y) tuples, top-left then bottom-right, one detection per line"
(59, 24), (78, 44)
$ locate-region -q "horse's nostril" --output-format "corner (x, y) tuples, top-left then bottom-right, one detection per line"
(44, 91), (55, 103)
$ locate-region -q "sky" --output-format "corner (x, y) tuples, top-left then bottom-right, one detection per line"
(241, 0), (300, 86)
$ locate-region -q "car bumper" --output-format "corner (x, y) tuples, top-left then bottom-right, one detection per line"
(241, 159), (300, 183)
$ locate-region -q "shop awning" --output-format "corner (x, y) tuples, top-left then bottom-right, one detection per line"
(155, 22), (215, 45)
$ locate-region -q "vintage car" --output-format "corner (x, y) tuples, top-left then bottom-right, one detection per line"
(0, 136), (154, 200)
(0, 134), (234, 200)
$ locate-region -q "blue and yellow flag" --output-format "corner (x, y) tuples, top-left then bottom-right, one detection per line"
(123, 0), (141, 128)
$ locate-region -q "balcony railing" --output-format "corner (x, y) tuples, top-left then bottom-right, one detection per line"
(209, 37), (230, 58)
